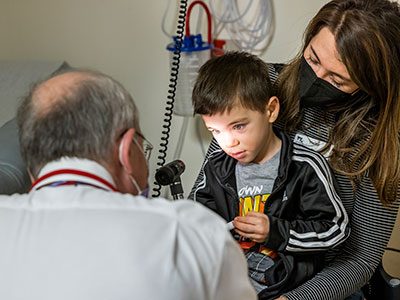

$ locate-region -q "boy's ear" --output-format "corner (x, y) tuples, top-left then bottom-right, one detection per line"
(118, 128), (136, 174)
(266, 96), (280, 123)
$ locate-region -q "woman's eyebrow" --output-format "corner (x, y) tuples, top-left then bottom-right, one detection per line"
(310, 46), (351, 82)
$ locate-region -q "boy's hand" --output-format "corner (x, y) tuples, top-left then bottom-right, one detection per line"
(233, 212), (270, 243)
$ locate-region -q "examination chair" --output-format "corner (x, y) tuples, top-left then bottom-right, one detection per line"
(0, 119), (30, 194)
(0, 60), (70, 194)
(363, 263), (400, 300)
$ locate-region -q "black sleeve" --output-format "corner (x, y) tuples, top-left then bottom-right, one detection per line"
(189, 138), (220, 201)
(266, 151), (350, 254)
(284, 177), (400, 300)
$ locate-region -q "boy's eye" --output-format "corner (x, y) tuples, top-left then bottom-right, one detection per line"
(233, 124), (246, 130)
(208, 128), (219, 135)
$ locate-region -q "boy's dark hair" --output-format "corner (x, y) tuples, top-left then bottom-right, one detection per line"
(192, 51), (275, 115)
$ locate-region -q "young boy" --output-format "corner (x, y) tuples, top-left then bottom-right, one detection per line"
(190, 51), (350, 299)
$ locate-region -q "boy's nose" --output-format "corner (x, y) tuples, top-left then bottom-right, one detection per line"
(223, 134), (239, 148)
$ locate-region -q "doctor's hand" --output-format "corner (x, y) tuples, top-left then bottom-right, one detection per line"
(233, 211), (270, 243)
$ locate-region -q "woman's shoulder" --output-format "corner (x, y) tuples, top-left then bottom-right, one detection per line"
(267, 62), (285, 82)
(269, 62), (285, 72)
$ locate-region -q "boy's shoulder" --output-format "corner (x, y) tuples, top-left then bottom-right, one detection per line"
(276, 129), (331, 169)
(290, 140), (333, 177)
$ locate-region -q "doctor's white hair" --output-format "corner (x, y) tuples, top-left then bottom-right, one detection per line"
(17, 69), (140, 177)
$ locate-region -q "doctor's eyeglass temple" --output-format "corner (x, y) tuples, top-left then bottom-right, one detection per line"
(134, 131), (153, 162)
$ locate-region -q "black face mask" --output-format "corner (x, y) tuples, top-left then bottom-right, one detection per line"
(299, 56), (353, 108)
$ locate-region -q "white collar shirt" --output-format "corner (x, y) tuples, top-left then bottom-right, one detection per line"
(0, 157), (256, 300)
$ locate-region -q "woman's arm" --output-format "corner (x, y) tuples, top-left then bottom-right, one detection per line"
(283, 176), (400, 300)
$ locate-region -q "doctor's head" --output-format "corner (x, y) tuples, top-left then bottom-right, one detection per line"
(17, 69), (150, 195)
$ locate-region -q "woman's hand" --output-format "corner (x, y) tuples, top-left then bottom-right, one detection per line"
(233, 211), (270, 243)
(274, 296), (288, 300)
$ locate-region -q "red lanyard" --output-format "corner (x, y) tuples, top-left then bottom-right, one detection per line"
(31, 169), (117, 192)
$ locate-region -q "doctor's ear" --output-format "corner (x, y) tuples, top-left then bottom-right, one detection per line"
(28, 168), (35, 183)
(118, 128), (136, 173)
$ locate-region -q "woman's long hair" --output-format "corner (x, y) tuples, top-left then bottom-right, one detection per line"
(277, 0), (400, 205)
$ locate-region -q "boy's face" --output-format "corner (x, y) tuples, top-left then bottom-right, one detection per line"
(202, 98), (279, 164)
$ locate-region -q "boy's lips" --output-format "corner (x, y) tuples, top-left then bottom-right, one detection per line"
(229, 150), (246, 159)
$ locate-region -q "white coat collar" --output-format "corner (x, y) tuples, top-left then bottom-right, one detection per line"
(32, 157), (117, 191)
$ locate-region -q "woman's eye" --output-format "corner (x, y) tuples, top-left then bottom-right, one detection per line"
(330, 77), (343, 89)
(308, 56), (319, 65)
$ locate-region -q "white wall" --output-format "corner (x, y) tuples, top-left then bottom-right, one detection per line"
(0, 0), (329, 198)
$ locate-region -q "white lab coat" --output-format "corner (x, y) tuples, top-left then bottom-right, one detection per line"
(0, 158), (256, 300)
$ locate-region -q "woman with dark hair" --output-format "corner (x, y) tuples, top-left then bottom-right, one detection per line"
(190, 1), (400, 299)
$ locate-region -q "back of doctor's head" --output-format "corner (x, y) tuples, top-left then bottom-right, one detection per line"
(192, 51), (275, 116)
(17, 69), (140, 177)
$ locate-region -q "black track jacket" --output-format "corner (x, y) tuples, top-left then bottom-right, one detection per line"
(189, 130), (350, 299)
